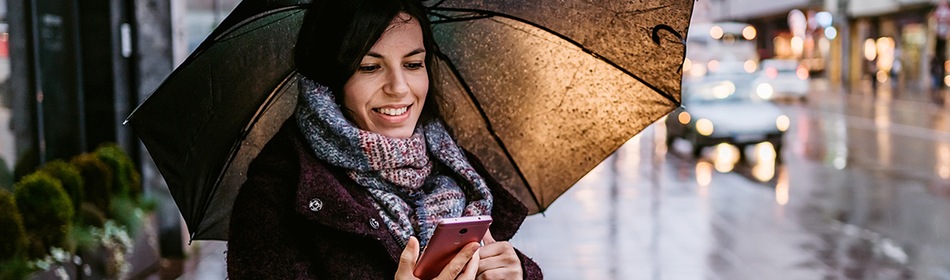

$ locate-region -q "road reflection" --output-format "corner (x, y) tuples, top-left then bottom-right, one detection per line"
(875, 96), (892, 167)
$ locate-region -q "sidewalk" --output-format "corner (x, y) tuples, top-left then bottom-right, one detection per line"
(825, 77), (950, 106)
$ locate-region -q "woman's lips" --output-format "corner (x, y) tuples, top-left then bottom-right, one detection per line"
(372, 104), (412, 123)
(376, 106), (408, 116)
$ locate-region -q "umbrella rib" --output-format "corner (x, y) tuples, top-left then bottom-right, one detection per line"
(435, 52), (544, 212)
(192, 71), (298, 241)
(429, 12), (492, 24)
(429, 0), (450, 9)
(214, 6), (307, 42)
(186, 6), (307, 60)
(428, 7), (682, 106)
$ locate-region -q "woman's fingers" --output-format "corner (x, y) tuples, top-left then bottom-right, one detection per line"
(456, 248), (480, 280)
(395, 237), (421, 280)
(475, 241), (522, 280)
(434, 242), (480, 280)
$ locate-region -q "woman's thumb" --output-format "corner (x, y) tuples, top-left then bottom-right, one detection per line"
(396, 236), (420, 278)
(482, 229), (496, 244)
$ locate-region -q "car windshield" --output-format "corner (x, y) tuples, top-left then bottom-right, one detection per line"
(683, 75), (761, 104)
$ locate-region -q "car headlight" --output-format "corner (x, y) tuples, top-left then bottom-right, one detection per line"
(756, 83), (774, 100)
(776, 115), (790, 132)
(696, 118), (715, 136)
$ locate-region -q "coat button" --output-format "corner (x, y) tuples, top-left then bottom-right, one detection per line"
(369, 218), (380, 229)
(308, 198), (323, 212)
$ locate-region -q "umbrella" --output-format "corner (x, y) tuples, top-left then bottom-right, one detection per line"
(427, 1), (691, 214)
(126, 1), (308, 241)
(127, 0), (693, 241)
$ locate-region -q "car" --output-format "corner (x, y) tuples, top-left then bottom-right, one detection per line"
(754, 59), (809, 101)
(666, 73), (790, 158)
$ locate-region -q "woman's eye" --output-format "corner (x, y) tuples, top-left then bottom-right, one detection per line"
(358, 65), (380, 72)
(405, 62), (424, 70)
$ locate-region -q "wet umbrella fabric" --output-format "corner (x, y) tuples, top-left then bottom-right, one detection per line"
(428, 2), (691, 214)
(127, 0), (693, 241)
(126, 2), (307, 241)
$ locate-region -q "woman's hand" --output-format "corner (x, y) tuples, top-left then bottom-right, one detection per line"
(475, 230), (523, 280)
(395, 236), (481, 280)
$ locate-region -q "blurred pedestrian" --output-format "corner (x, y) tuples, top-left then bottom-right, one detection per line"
(868, 58), (879, 95)
(931, 55), (945, 103)
(225, 0), (542, 279)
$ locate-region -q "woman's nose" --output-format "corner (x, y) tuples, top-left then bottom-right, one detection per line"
(384, 68), (410, 96)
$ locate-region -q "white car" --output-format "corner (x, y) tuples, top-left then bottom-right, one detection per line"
(667, 73), (790, 158)
(754, 59), (809, 101)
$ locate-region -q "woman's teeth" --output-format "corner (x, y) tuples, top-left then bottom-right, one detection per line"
(378, 107), (408, 116)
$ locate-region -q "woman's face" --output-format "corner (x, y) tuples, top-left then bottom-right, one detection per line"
(343, 13), (428, 139)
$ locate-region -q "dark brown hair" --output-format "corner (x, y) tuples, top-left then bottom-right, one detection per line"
(295, 0), (442, 124)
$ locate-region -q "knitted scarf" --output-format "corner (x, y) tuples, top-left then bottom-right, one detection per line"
(295, 78), (493, 248)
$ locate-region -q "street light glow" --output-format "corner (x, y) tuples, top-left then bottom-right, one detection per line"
(776, 115), (790, 132)
(756, 83), (774, 99)
(678, 111), (691, 125)
(708, 59), (720, 73)
(742, 26), (757, 40)
(816, 12), (833, 27)
(824, 26), (838, 40)
(744, 59), (758, 73)
(864, 38), (877, 61)
(791, 36), (804, 57)
(696, 119), (715, 136)
(710, 26), (724, 40)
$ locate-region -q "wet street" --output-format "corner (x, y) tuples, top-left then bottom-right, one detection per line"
(179, 80), (950, 280)
(510, 79), (950, 280)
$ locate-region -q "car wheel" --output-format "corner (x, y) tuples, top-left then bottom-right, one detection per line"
(737, 144), (748, 163)
(692, 144), (704, 158)
(773, 142), (784, 162)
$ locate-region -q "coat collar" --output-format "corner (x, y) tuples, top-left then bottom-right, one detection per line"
(287, 129), (404, 262)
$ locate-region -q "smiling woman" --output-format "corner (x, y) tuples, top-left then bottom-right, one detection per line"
(342, 14), (429, 139)
(225, 0), (543, 279)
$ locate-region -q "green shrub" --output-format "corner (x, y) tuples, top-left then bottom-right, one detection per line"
(77, 202), (107, 228)
(0, 189), (27, 262)
(0, 258), (31, 280)
(70, 153), (114, 216)
(40, 161), (85, 215)
(94, 143), (141, 198)
(13, 172), (74, 259)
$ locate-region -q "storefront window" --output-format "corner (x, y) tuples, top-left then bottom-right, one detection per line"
(185, 0), (239, 53)
(0, 10), (14, 178)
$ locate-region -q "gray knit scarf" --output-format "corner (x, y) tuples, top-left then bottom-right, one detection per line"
(295, 78), (492, 248)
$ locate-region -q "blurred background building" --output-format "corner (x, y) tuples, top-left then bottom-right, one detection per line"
(0, 0), (948, 277)
(694, 0), (949, 93)
(0, 0), (237, 276)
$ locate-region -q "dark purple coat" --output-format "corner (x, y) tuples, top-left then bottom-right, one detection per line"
(227, 119), (543, 279)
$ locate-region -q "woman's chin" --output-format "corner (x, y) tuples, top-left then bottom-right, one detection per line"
(372, 126), (416, 139)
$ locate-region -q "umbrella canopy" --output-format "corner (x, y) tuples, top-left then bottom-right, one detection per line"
(126, 1), (307, 240)
(428, 1), (691, 214)
(127, 0), (693, 241)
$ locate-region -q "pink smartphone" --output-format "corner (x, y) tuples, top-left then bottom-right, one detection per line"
(413, 215), (493, 279)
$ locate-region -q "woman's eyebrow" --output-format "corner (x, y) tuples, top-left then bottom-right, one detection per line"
(404, 48), (425, 58)
(365, 48), (426, 58)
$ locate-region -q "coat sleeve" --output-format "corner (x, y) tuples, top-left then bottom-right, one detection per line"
(227, 132), (316, 279)
(464, 151), (544, 279)
(515, 248), (544, 280)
